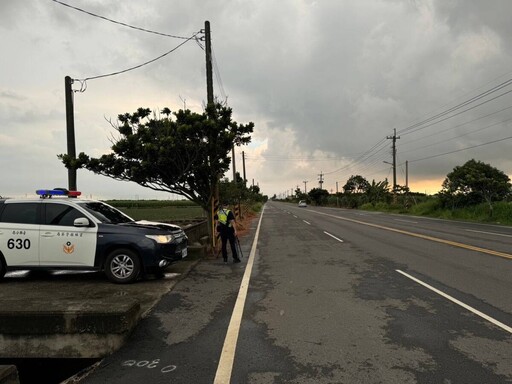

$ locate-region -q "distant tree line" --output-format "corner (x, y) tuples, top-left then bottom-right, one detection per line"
(277, 159), (512, 218)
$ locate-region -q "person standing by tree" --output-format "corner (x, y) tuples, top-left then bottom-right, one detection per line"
(214, 202), (240, 264)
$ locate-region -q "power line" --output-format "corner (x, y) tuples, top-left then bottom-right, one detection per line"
(409, 135), (512, 163)
(401, 116), (512, 155)
(397, 78), (512, 136)
(401, 104), (512, 146)
(76, 32), (200, 82)
(50, 0), (191, 39)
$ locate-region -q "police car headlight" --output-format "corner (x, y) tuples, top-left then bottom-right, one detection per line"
(145, 234), (174, 244)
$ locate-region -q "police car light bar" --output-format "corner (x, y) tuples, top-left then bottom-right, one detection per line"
(36, 189), (82, 198)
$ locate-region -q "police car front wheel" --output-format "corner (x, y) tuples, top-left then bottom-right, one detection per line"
(105, 249), (141, 284)
(0, 257), (6, 281)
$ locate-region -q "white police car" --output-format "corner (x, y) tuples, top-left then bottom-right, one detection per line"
(0, 189), (188, 284)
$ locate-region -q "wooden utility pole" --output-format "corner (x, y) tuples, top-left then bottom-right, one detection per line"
(242, 151), (247, 185)
(386, 128), (400, 191)
(205, 21), (214, 105)
(65, 76), (77, 191)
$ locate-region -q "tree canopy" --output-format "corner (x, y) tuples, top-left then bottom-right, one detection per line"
(440, 159), (511, 210)
(343, 175), (370, 194)
(59, 103), (254, 210)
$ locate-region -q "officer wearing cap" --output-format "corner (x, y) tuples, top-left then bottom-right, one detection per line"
(214, 202), (240, 263)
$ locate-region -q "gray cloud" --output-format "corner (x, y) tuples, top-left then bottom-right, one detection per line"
(1, 0), (512, 198)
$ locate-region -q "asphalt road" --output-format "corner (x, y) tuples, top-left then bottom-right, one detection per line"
(81, 201), (512, 383)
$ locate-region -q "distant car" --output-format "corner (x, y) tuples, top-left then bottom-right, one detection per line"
(0, 189), (188, 284)
(298, 200), (307, 207)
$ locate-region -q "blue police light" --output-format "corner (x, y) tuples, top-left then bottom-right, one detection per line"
(36, 189), (82, 198)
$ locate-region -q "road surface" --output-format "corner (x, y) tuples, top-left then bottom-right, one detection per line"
(82, 201), (512, 383)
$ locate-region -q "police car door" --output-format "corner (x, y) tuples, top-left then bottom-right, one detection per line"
(0, 201), (40, 266)
(39, 201), (98, 267)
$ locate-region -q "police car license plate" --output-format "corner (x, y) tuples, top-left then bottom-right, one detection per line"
(181, 248), (187, 258)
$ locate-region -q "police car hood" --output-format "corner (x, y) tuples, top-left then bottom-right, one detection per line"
(131, 220), (183, 232)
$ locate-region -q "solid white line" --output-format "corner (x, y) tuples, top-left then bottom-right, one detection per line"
(396, 269), (512, 334)
(303, 220), (311, 225)
(394, 219), (418, 224)
(214, 206), (265, 383)
(465, 229), (512, 238)
(324, 231), (344, 243)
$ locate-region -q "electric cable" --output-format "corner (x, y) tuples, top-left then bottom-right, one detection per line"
(409, 135), (512, 163)
(400, 117), (512, 155)
(51, 0), (191, 39)
(397, 78), (512, 136)
(75, 32), (200, 82)
(399, 88), (512, 137)
(401, 104), (512, 146)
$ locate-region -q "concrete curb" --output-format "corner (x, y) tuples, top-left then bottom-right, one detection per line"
(0, 365), (19, 384)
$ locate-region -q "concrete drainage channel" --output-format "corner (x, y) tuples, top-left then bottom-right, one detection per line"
(0, 221), (208, 384)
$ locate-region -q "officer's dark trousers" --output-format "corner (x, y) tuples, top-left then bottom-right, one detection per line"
(220, 229), (238, 261)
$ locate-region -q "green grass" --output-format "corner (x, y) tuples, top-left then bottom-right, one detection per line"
(361, 198), (512, 226)
(103, 199), (205, 221)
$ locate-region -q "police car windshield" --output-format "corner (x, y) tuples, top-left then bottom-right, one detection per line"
(77, 202), (134, 224)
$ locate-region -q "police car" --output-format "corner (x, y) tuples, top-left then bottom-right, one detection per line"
(0, 189), (188, 284)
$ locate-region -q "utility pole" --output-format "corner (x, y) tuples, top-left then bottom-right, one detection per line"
(405, 160), (408, 189)
(336, 181), (339, 207)
(242, 151), (247, 185)
(303, 180), (308, 194)
(204, 20), (219, 253)
(386, 128), (400, 191)
(65, 76), (77, 192)
(204, 21), (214, 106)
(232, 150), (236, 181)
(318, 171), (324, 189)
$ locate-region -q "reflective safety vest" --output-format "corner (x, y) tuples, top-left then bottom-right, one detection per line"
(217, 209), (232, 227)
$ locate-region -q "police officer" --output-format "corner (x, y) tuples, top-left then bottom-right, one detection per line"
(214, 202), (240, 263)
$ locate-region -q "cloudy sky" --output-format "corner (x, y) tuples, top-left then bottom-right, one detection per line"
(1, 0), (512, 200)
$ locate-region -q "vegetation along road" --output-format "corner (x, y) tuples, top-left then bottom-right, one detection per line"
(81, 201), (512, 383)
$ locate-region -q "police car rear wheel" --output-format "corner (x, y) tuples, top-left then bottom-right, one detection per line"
(105, 249), (140, 284)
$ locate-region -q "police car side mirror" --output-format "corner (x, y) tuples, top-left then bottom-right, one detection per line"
(74, 217), (90, 227)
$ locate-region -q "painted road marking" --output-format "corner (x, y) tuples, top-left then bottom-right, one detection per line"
(394, 219), (418, 224)
(312, 211), (512, 261)
(396, 269), (512, 334)
(303, 220), (311, 225)
(214, 206), (265, 383)
(464, 229), (512, 238)
(324, 231), (344, 243)
(293, 215), (298, 218)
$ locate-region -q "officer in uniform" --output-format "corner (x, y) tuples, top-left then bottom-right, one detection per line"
(214, 202), (240, 263)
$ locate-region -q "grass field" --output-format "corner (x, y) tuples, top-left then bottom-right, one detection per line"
(105, 200), (206, 221)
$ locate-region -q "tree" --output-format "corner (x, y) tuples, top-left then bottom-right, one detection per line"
(343, 175), (370, 194)
(440, 159), (511, 214)
(59, 102), (254, 218)
(366, 179), (390, 206)
(308, 188), (329, 205)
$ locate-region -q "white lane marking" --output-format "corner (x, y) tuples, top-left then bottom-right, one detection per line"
(394, 219), (418, 224)
(303, 220), (311, 225)
(293, 215), (298, 218)
(324, 231), (344, 243)
(214, 206), (265, 383)
(465, 229), (512, 238)
(396, 269), (512, 334)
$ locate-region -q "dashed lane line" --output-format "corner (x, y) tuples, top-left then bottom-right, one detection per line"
(324, 231), (344, 243)
(312, 210), (512, 261)
(396, 269), (512, 334)
(464, 229), (512, 238)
